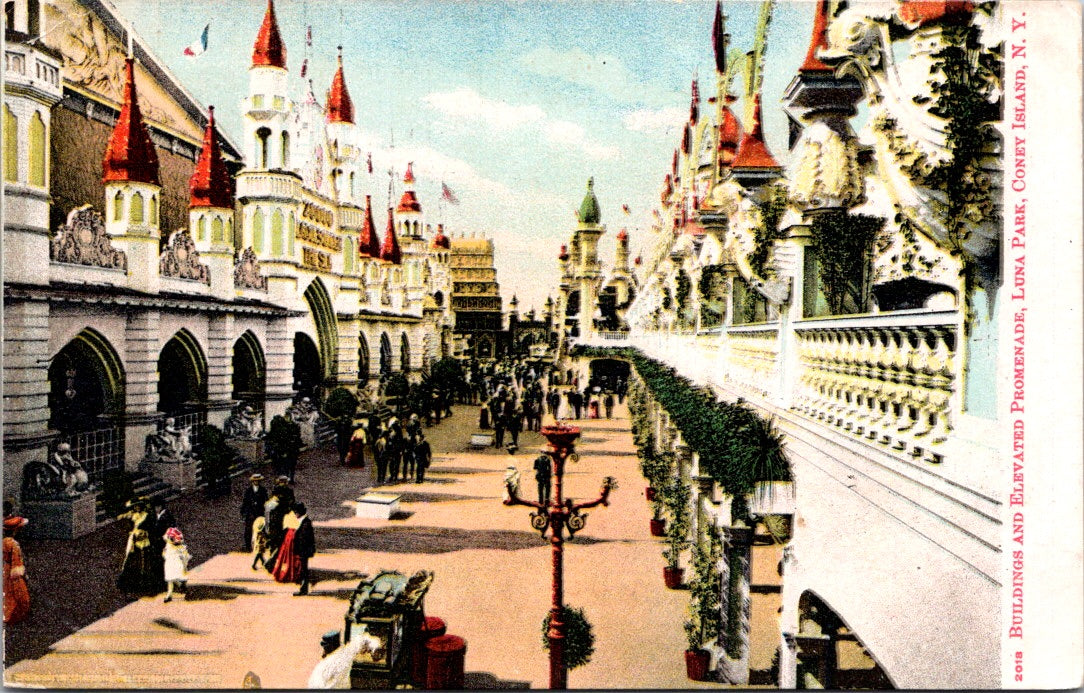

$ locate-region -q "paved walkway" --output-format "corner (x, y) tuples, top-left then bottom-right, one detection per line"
(5, 404), (724, 689)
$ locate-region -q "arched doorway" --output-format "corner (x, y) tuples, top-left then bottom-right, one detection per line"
(379, 332), (393, 376)
(303, 278), (338, 386)
(588, 358), (630, 391)
(48, 328), (126, 481)
(293, 332), (322, 402)
(400, 333), (411, 374)
(158, 329), (209, 446)
(358, 333), (370, 385)
(794, 592), (894, 689)
(232, 331), (266, 404)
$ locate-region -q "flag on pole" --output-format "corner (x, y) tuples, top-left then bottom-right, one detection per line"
(306, 25), (313, 47)
(300, 58), (308, 78)
(183, 23), (209, 58)
(367, 153), (373, 174)
(622, 204), (631, 215)
(441, 182), (460, 205)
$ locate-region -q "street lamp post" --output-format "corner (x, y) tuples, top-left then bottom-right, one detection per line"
(504, 423), (617, 690)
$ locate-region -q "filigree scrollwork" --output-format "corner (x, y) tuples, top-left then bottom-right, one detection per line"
(160, 230), (210, 284)
(50, 205), (128, 270)
(234, 247), (267, 290)
(529, 510), (549, 536)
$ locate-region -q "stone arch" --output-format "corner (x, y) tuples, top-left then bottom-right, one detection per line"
(232, 330), (266, 402)
(158, 329), (208, 414)
(357, 332), (370, 385)
(48, 327), (125, 432)
(400, 332), (411, 373)
(302, 277), (338, 382)
(794, 591), (894, 690)
(379, 332), (393, 376)
(255, 126), (271, 168)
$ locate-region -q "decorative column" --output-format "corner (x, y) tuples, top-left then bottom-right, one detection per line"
(721, 521), (755, 685)
(264, 316), (295, 422)
(124, 310), (162, 471)
(206, 314), (235, 428)
(1, 300), (54, 501)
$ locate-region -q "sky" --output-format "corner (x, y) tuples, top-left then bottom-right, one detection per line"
(115, 0), (820, 313)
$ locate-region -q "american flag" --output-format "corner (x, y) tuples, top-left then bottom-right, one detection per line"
(300, 58), (308, 78)
(441, 182), (460, 205)
(306, 25), (312, 47)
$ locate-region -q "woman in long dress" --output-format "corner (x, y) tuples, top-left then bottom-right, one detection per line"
(116, 500), (164, 594)
(4, 515), (30, 624)
(271, 506), (302, 583)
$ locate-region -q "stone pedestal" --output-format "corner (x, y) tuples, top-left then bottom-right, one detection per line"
(227, 438), (266, 466)
(141, 458), (198, 491)
(355, 492), (401, 519)
(22, 493), (99, 539)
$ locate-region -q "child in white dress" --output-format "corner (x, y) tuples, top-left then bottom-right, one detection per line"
(162, 527), (190, 602)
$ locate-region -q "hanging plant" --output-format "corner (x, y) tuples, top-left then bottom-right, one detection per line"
(749, 183), (790, 279)
(809, 210), (885, 315)
(697, 264), (727, 326)
(661, 287), (673, 311)
(542, 606), (595, 670)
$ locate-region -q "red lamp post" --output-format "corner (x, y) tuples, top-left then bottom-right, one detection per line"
(504, 423), (617, 690)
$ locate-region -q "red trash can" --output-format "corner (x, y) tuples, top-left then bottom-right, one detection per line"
(425, 634), (467, 690)
(412, 616), (447, 686)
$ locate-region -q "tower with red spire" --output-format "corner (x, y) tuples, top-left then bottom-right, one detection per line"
(730, 94), (782, 187)
(325, 46), (361, 205)
(103, 56), (163, 293)
(189, 106), (236, 298)
(244, 0), (291, 172)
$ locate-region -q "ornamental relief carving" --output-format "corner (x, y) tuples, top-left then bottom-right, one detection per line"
(159, 230), (210, 284)
(50, 205), (128, 271)
(234, 247), (267, 290)
(789, 121), (865, 210)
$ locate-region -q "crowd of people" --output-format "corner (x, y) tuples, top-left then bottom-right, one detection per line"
(113, 497), (189, 601)
(241, 474), (315, 595)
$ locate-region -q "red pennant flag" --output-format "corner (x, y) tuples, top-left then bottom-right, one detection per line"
(622, 204), (631, 215)
(712, 0), (727, 74)
(306, 25), (313, 47)
(441, 182), (460, 205)
(300, 58), (308, 78)
(367, 153), (373, 174)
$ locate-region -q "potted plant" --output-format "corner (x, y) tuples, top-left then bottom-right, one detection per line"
(685, 527), (723, 680)
(661, 477), (691, 588)
(649, 495), (666, 537)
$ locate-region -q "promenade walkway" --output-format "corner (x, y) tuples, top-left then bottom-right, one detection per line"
(4, 404), (723, 689)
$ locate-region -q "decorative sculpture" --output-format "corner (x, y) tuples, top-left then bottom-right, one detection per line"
(145, 417), (195, 462)
(286, 397), (320, 448)
(224, 404), (265, 439)
(22, 443), (94, 500)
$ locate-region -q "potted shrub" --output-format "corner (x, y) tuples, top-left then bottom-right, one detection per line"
(649, 496), (666, 537)
(661, 477), (691, 588)
(685, 527), (723, 680)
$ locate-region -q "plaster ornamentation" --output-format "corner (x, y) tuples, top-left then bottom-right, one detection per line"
(159, 230), (211, 284)
(234, 247), (267, 290)
(50, 205), (128, 271)
(790, 121), (865, 210)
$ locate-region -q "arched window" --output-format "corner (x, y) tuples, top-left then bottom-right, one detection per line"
(288, 212), (296, 256)
(196, 215), (206, 241)
(270, 208), (283, 255)
(344, 237), (355, 274)
(3, 104), (17, 183)
(255, 127), (270, 168)
(252, 208), (265, 252)
(28, 111), (45, 186)
(130, 191), (144, 223)
(149, 195), (158, 226)
(211, 216), (224, 243)
(280, 131), (290, 169)
(227, 217), (234, 246)
(349, 172), (355, 199)
(113, 191), (124, 221)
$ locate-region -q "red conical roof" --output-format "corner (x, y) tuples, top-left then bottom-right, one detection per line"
(718, 95), (743, 167)
(712, 0), (727, 74)
(103, 58), (160, 185)
(189, 106), (232, 208)
(379, 207), (401, 264)
(397, 162), (421, 212)
(558, 244), (569, 261)
(799, 0), (833, 73)
(252, 0), (286, 69)
(326, 48), (354, 124)
(732, 94), (779, 169)
(899, 0), (974, 27)
(431, 223), (450, 249)
(358, 195), (381, 257)
(616, 229), (628, 242)
(403, 162), (415, 184)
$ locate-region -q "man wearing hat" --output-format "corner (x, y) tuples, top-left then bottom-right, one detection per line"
(292, 502), (315, 596)
(240, 473), (268, 552)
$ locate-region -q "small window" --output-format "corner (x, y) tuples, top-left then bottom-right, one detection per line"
(212, 216), (224, 242)
(149, 195), (158, 225)
(196, 216), (206, 241)
(3, 104), (17, 183)
(252, 94), (264, 109)
(288, 212), (295, 256)
(28, 111), (45, 186)
(130, 191), (144, 223)
(253, 208), (265, 252)
(270, 208), (283, 255)
(280, 131), (290, 169)
(273, 95), (284, 111)
(344, 237), (354, 274)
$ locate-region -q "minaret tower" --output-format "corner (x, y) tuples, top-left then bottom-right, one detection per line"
(571, 178), (605, 339)
(188, 106), (235, 299)
(325, 46), (360, 205)
(103, 55), (162, 294)
(396, 163), (423, 239)
(243, 0), (291, 171)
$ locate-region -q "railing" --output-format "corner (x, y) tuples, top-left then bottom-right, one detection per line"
(235, 173), (299, 199)
(725, 324), (781, 401)
(791, 313), (956, 464)
(57, 426), (125, 483)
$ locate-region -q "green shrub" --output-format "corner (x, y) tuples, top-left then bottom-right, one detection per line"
(542, 606), (595, 670)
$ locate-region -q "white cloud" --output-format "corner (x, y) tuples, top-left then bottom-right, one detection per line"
(623, 107), (687, 136)
(423, 87), (618, 160)
(520, 47), (680, 106)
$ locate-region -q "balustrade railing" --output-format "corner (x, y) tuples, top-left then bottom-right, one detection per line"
(791, 312), (957, 465)
(724, 324), (781, 401)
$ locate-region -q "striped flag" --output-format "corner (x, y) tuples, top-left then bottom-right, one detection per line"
(183, 23), (209, 58)
(367, 153), (373, 174)
(306, 25), (313, 47)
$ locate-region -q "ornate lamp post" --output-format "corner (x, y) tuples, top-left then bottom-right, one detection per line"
(504, 422), (617, 689)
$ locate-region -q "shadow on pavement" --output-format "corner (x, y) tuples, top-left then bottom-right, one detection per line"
(316, 525), (613, 554)
(151, 617), (206, 635)
(182, 583), (259, 602)
(395, 491), (492, 504)
(463, 671), (532, 689)
(427, 467), (498, 475)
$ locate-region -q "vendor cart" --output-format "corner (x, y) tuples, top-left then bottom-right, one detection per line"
(343, 569), (434, 689)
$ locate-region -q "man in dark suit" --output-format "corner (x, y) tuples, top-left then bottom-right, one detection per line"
(413, 433), (432, 484)
(240, 474), (268, 552)
(292, 502), (315, 596)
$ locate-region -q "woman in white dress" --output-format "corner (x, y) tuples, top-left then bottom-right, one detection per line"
(162, 527), (190, 602)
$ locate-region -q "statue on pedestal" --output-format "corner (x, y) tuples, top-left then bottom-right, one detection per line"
(286, 397), (320, 448)
(22, 443), (94, 500)
(225, 404), (265, 439)
(145, 417), (194, 463)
